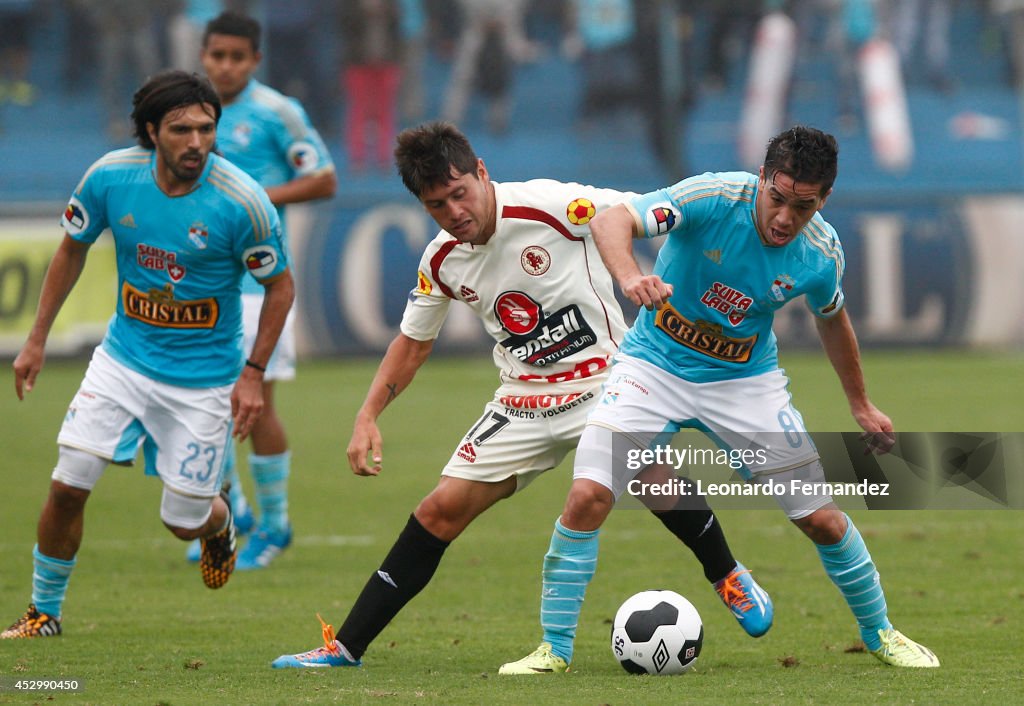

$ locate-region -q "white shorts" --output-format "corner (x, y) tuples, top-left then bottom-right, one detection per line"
(242, 292), (296, 381)
(57, 346), (233, 498)
(441, 385), (600, 491)
(576, 354), (820, 492)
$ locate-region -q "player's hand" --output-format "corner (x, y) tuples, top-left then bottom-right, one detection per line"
(853, 401), (895, 455)
(347, 416), (383, 476)
(231, 368), (265, 441)
(13, 341), (45, 400)
(621, 274), (673, 311)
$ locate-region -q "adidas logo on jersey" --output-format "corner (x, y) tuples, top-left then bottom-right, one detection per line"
(460, 285), (479, 302)
(119, 213), (137, 228)
(703, 249), (722, 264)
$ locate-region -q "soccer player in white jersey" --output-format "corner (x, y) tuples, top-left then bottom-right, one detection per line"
(181, 10), (337, 571)
(2, 71), (294, 639)
(271, 121), (772, 669)
(502, 126), (939, 672)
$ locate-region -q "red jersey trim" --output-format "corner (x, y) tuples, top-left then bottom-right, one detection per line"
(503, 206), (584, 242)
(429, 239), (460, 299)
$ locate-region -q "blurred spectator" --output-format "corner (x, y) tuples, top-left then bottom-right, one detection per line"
(700, 0), (763, 91)
(991, 0), (1024, 91)
(887, 0), (954, 91)
(0, 0), (38, 107)
(339, 0), (402, 171)
(562, 0), (638, 127)
(168, 0), (224, 73)
(264, 0), (337, 131)
(441, 0), (538, 134)
(397, 0), (428, 122)
(78, 0), (166, 140)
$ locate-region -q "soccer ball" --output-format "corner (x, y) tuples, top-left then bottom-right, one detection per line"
(566, 197), (596, 225)
(610, 590), (703, 675)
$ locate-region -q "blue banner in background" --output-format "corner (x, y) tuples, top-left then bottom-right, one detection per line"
(296, 192), (1004, 356)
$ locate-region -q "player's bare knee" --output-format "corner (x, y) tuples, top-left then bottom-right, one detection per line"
(47, 480), (91, 514)
(561, 480), (614, 530)
(793, 505), (846, 544)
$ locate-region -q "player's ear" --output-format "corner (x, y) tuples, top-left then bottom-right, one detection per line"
(476, 158), (488, 182)
(253, 50), (263, 67)
(819, 187), (833, 210)
(146, 121), (158, 145)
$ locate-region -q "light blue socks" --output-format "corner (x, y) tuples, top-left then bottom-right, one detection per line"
(540, 518), (599, 663)
(32, 545), (75, 618)
(815, 515), (891, 650)
(249, 451), (291, 533)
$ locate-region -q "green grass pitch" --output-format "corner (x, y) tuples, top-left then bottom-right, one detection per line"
(0, 351), (1022, 705)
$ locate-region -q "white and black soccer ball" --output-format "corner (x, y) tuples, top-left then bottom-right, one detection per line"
(610, 590), (703, 675)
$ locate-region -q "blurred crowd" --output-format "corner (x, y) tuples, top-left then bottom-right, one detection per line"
(0, 0), (1017, 174)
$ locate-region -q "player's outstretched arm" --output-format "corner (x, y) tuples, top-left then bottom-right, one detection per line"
(590, 204), (673, 310)
(232, 269), (295, 440)
(814, 309), (894, 453)
(263, 169), (338, 207)
(347, 333), (435, 477)
(13, 235), (91, 400)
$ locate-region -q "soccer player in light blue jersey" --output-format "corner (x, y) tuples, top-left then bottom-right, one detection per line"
(2, 71), (294, 639)
(501, 126), (939, 672)
(188, 11), (337, 571)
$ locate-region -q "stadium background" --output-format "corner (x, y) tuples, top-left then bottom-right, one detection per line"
(0, 0), (1022, 358)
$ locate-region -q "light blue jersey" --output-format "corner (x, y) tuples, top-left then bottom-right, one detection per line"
(61, 147), (286, 388)
(216, 79), (333, 294)
(620, 171), (845, 382)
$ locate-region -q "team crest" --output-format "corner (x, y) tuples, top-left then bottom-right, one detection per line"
(566, 197), (596, 225)
(770, 274), (794, 302)
(231, 122), (252, 149)
(521, 246), (551, 276)
(287, 141), (318, 175)
(646, 203), (678, 235)
(61, 196), (89, 235)
(188, 223), (209, 250)
(416, 270), (432, 296)
(242, 246), (279, 278)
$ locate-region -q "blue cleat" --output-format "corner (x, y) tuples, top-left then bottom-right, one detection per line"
(714, 562), (773, 637)
(271, 615), (362, 669)
(185, 506), (254, 563)
(236, 524), (292, 570)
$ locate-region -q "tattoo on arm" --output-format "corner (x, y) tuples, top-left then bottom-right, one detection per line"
(386, 383), (398, 402)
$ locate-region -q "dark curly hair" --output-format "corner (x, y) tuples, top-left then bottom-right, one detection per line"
(394, 121), (480, 198)
(763, 126), (839, 195)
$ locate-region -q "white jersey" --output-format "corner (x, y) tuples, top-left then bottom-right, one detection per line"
(401, 179), (632, 395)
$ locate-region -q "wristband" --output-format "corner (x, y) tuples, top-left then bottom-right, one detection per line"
(245, 359), (267, 373)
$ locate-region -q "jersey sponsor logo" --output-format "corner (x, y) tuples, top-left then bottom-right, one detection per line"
(517, 356), (608, 384)
(119, 213), (137, 229)
(243, 246), (280, 279)
(61, 196), (88, 234)
(700, 281), (753, 325)
(122, 282), (219, 329)
(502, 390), (594, 418)
(494, 291), (542, 335)
(457, 442), (477, 463)
(521, 245), (551, 276)
(567, 197), (596, 225)
(459, 285), (478, 302)
(188, 223), (209, 250)
(416, 270), (433, 296)
(655, 302), (758, 363)
(770, 274), (794, 302)
(645, 202), (678, 235)
(287, 140), (318, 175)
(137, 244), (186, 282)
(498, 296), (598, 368)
